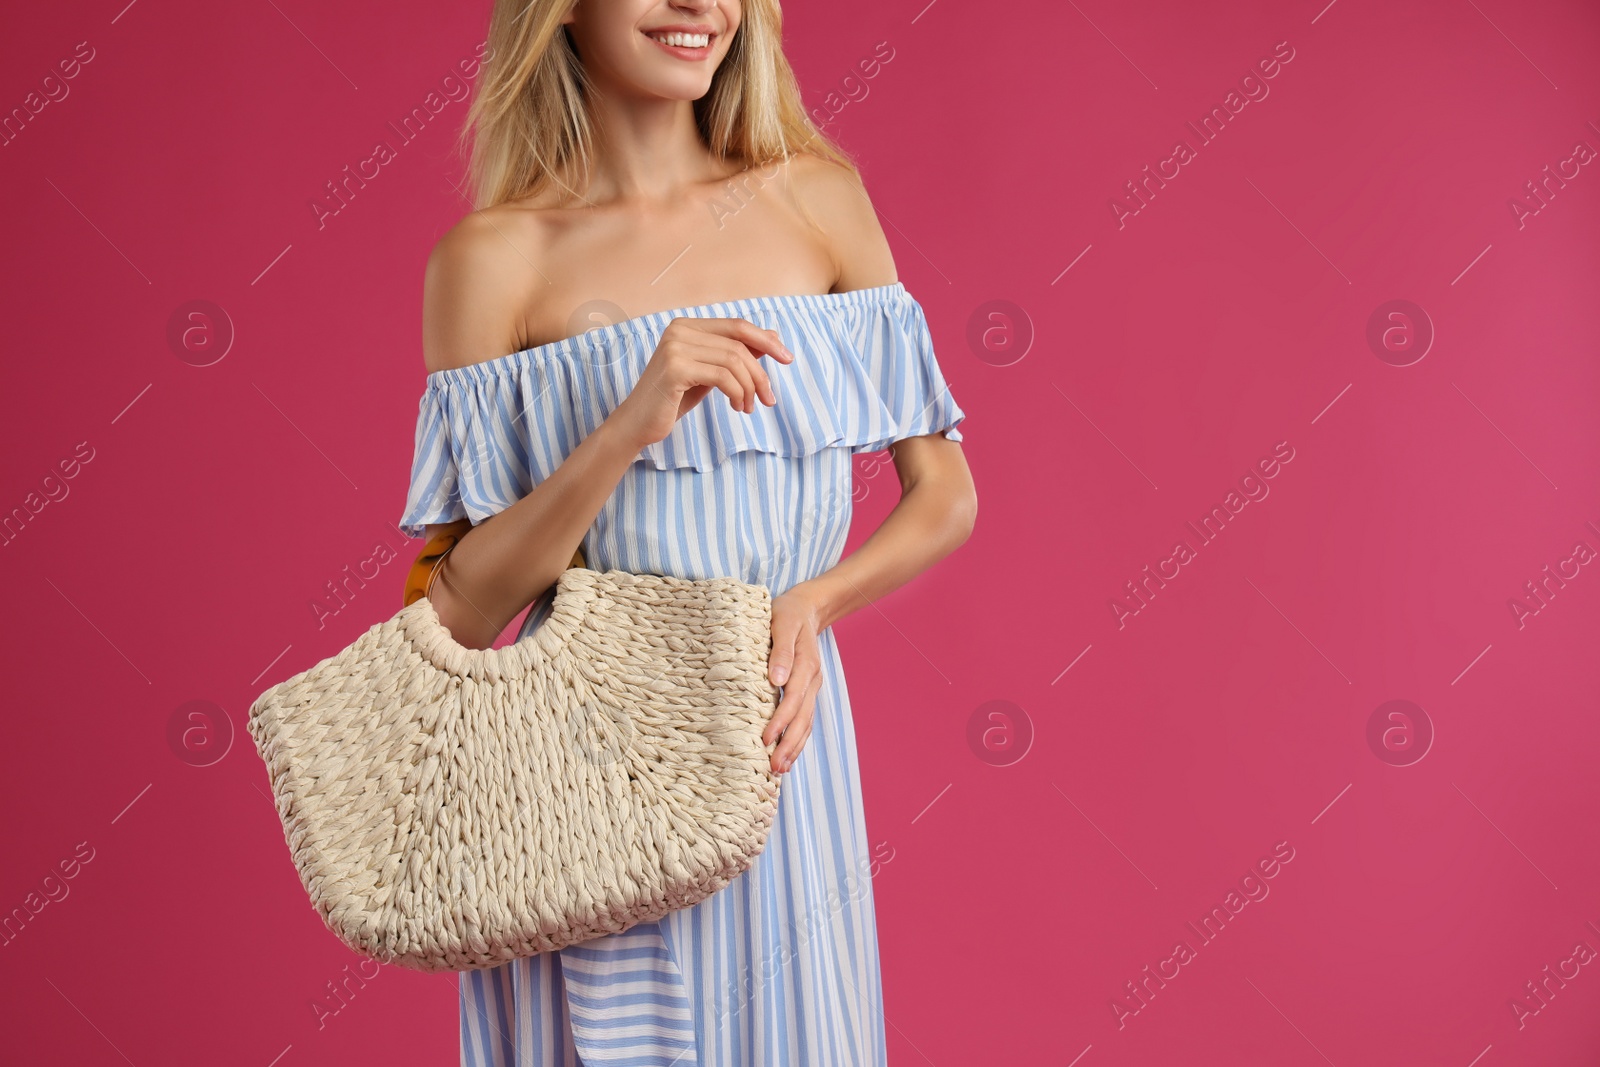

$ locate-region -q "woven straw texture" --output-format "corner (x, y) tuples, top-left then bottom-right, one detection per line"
(246, 567), (782, 974)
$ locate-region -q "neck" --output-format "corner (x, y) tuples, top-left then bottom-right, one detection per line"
(578, 87), (724, 204)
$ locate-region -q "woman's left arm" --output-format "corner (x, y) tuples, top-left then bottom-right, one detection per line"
(791, 435), (977, 633)
(763, 434), (977, 771)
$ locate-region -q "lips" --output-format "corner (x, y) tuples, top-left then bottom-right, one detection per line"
(642, 26), (717, 57)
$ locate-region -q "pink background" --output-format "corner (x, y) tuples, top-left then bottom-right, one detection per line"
(4, 0), (1599, 1063)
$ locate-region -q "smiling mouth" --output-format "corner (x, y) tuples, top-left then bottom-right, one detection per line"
(644, 30), (714, 56)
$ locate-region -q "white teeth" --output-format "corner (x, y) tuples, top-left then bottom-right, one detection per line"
(650, 32), (710, 49)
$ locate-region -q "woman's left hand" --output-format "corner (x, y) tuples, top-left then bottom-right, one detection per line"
(764, 586), (825, 774)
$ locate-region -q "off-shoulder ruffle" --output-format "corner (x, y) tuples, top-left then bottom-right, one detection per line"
(398, 283), (966, 538)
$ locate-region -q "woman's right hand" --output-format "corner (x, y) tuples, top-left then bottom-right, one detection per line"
(607, 318), (795, 450)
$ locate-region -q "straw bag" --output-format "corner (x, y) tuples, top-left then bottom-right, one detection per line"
(246, 552), (783, 974)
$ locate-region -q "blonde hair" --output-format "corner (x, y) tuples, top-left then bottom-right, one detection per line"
(457, 0), (858, 210)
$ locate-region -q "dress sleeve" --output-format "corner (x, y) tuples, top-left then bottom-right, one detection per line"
(846, 288), (967, 452)
(397, 383), (467, 539)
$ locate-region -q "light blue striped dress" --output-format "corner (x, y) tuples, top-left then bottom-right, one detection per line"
(397, 282), (966, 1067)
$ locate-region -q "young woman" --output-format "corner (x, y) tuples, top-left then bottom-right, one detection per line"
(398, 0), (977, 1062)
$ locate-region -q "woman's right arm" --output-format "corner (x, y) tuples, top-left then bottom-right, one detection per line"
(419, 213), (645, 650)
(421, 422), (644, 650)
(418, 213), (794, 650)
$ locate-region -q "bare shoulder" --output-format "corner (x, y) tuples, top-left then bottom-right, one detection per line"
(421, 205), (550, 374)
(781, 151), (898, 292)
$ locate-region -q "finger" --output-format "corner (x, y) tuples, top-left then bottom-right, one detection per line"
(709, 338), (761, 413)
(718, 334), (776, 408)
(767, 640), (820, 740)
(771, 673), (818, 772)
(718, 330), (779, 407)
(763, 612), (803, 744)
(684, 330), (776, 409)
(774, 677), (819, 771)
(773, 693), (816, 772)
(683, 342), (757, 413)
(766, 612), (798, 689)
(764, 661), (814, 748)
(671, 357), (747, 415)
(689, 318), (795, 365)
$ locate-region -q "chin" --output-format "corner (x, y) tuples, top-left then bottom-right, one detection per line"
(632, 69), (718, 101)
